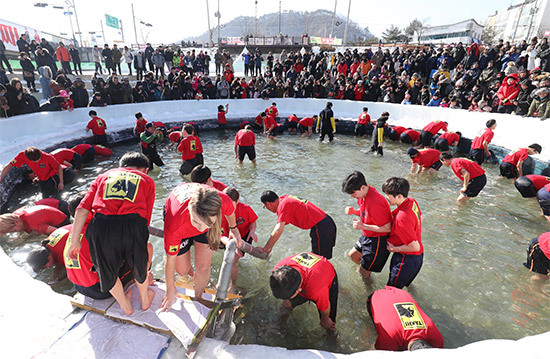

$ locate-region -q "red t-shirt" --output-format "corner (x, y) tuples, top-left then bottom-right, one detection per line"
(11, 151), (60, 181)
(153, 121), (166, 129)
(169, 131), (181, 144)
(235, 129), (256, 146)
(163, 183), (234, 255)
(538, 232), (550, 259)
(234, 202), (258, 238)
(93, 145), (113, 156)
(391, 126), (407, 136)
(211, 179), (227, 191)
(358, 186), (392, 237)
(526, 175), (550, 191)
(277, 195), (326, 230)
(387, 198), (423, 255)
(264, 114), (279, 129)
(31, 198), (63, 210)
(358, 112), (371, 125)
(422, 121), (447, 135)
(288, 115), (298, 123)
(218, 111), (227, 125)
(255, 114), (264, 126)
(265, 105), (278, 117)
(194, 136), (203, 154)
(451, 158), (485, 181)
(299, 117), (314, 127)
(502, 148), (528, 165)
(439, 132), (460, 145)
(370, 286), (444, 351)
(135, 118), (147, 134)
(87, 116), (107, 135)
(402, 129), (420, 142)
(50, 148), (76, 164)
(44, 224), (70, 265)
(178, 135), (200, 160)
(61, 223), (100, 288)
(77, 167), (155, 224)
(413, 149), (441, 168)
(274, 252), (335, 312)
(13, 205), (67, 235)
(471, 128), (494, 149)
(72, 144), (93, 156)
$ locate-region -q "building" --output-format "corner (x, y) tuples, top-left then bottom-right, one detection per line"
(485, 0), (550, 43)
(413, 19), (484, 45)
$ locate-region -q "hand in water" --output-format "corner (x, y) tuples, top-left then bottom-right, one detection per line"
(320, 317), (335, 331)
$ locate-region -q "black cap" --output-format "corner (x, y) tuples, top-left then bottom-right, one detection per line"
(145, 123), (154, 129)
(27, 247), (50, 273)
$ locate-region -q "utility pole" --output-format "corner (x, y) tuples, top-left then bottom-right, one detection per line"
(255, 0), (258, 37)
(120, 19), (125, 42)
(217, 0), (221, 45)
(206, 0), (212, 47)
(132, 3), (138, 46)
(343, 0), (351, 46)
(71, 0), (83, 47)
(100, 20), (106, 43)
(330, 0), (337, 38)
(278, 1), (281, 35)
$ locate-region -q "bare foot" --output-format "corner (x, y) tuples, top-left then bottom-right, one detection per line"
(120, 290), (133, 315)
(141, 288), (156, 311)
(187, 266), (194, 277)
(147, 271), (155, 286)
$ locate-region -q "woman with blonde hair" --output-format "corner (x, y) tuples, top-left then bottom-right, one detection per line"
(161, 183), (242, 311)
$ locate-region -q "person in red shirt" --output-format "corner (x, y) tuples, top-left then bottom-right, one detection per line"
(93, 144), (113, 156)
(497, 73), (520, 114)
(434, 131), (461, 152)
(355, 107), (372, 138)
(298, 115), (316, 137)
(287, 114), (298, 134)
(217, 103), (229, 129)
(223, 187), (259, 281)
(420, 120), (448, 148)
(440, 153), (487, 203)
(388, 125), (406, 141)
(86, 110), (108, 145)
(24, 197), (70, 218)
(50, 148), (83, 170)
(178, 125), (204, 176)
(234, 125), (256, 164)
(67, 152), (155, 316)
(190, 165), (227, 191)
(341, 171), (392, 279)
(500, 144), (541, 179)
(524, 232), (550, 283)
(265, 102), (279, 118)
(0, 204), (69, 236)
(27, 224), (71, 282)
(354, 80), (365, 101)
(400, 129), (420, 146)
(382, 177), (424, 288)
(1, 147), (64, 198)
(133, 112), (148, 136)
(260, 191), (337, 259)
(161, 182), (242, 311)
(72, 144), (96, 163)
(470, 119), (497, 165)
(254, 111), (266, 131)
(270, 252), (338, 331)
(367, 286), (444, 351)
(408, 148), (442, 174)
(536, 183), (550, 222)
(514, 175), (550, 198)
(263, 113), (284, 139)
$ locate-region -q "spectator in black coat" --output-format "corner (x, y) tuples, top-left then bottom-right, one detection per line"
(68, 44), (82, 75)
(89, 91), (108, 107)
(70, 78), (89, 108)
(107, 76), (124, 104)
(19, 52), (37, 92)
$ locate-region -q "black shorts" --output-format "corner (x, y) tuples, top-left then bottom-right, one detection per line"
(353, 234), (390, 272)
(73, 262), (134, 299)
(387, 252), (423, 289)
(93, 134), (107, 145)
(399, 133), (412, 144)
(267, 126), (284, 137)
(57, 199), (70, 218)
(500, 162), (519, 179)
(434, 138), (449, 152)
(288, 121), (298, 129)
(515, 176), (537, 198)
(238, 145), (256, 161)
(177, 232), (208, 255)
(470, 148), (485, 165)
(298, 123), (308, 134)
(39, 174), (61, 199)
(536, 187), (550, 216)
(310, 214), (337, 259)
(420, 130), (433, 147)
(82, 146), (96, 163)
(63, 167), (76, 185)
(429, 160), (442, 171)
(388, 129), (400, 141)
(465, 174), (487, 197)
(355, 123), (367, 137)
(179, 155), (201, 176)
(71, 153), (83, 170)
(524, 237), (550, 276)
(86, 213), (149, 293)
(290, 272), (338, 322)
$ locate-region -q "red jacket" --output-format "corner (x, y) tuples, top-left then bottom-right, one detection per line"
(337, 62), (348, 76)
(56, 46), (71, 62)
(497, 73), (520, 106)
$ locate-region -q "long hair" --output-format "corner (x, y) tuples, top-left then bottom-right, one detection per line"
(0, 214), (19, 234)
(189, 186), (222, 250)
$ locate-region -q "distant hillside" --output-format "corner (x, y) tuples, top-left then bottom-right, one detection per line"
(188, 9), (376, 43)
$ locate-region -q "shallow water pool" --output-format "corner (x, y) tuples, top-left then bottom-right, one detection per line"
(2, 130), (549, 353)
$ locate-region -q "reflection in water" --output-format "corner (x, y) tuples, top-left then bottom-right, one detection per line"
(2, 131), (549, 353)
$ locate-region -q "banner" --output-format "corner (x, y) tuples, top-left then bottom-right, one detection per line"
(309, 37), (342, 46)
(105, 14), (119, 29)
(0, 19), (43, 52)
(222, 37), (244, 45)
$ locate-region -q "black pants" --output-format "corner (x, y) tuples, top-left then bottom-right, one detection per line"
(95, 62), (103, 74)
(136, 69), (143, 81)
(39, 174), (61, 199)
(73, 61), (83, 75)
(142, 146), (164, 170)
(319, 127), (334, 142)
(0, 53), (13, 72)
(215, 63), (221, 75)
(127, 63), (133, 76)
(309, 214), (337, 259)
(147, 58), (154, 72)
(61, 61), (72, 74)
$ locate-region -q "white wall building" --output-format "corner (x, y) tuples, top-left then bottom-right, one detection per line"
(412, 19), (484, 45)
(485, 0), (550, 43)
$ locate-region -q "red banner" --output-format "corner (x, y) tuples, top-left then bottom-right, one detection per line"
(0, 19), (43, 52)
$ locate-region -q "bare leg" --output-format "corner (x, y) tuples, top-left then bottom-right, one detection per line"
(175, 251), (194, 277)
(193, 242), (214, 299)
(457, 194), (470, 204)
(348, 248), (361, 265)
(136, 278), (155, 311)
(110, 278), (133, 315)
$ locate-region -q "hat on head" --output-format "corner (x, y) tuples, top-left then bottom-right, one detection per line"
(536, 87), (550, 95)
(59, 90), (69, 98)
(145, 122), (155, 129)
(407, 147), (419, 157)
(530, 67), (541, 75)
(122, 77), (129, 81)
(74, 77), (83, 83)
(27, 246), (50, 273)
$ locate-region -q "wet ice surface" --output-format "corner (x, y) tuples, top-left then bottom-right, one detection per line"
(2, 131), (550, 354)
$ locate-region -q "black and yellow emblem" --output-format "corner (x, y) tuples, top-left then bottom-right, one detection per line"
(287, 195), (308, 204)
(291, 252), (321, 268)
(64, 233), (83, 269)
(48, 227), (70, 248)
(103, 170), (142, 202)
(394, 302), (426, 330)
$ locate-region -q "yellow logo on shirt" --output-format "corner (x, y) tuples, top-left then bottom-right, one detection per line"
(394, 302), (426, 330)
(287, 195), (308, 204)
(103, 171), (141, 202)
(63, 233), (83, 269)
(291, 252), (321, 268)
(168, 245), (179, 254)
(190, 140), (196, 151)
(96, 119), (104, 128)
(48, 227), (69, 248)
(411, 201), (421, 226)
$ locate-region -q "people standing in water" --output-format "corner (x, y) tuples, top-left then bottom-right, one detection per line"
(440, 153), (487, 203)
(317, 102), (336, 142)
(371, 112), (390, 155)
(499, 144), (541, 179)
(140, 123), (165, 170)
(86, 110), (108, 146)
(470, 119), (497, 165)
(234, 125), (256, 164)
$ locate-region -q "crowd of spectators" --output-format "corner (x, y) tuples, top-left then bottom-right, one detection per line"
(1, 36), (549, 120)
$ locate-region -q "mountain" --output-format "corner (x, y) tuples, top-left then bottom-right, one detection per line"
(188, 9), (376, 44)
